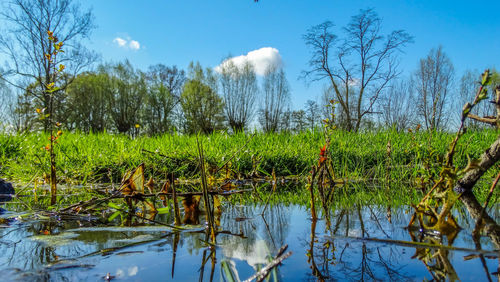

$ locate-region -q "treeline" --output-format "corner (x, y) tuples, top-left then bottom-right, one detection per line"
(2, 56), (499, 135)
(374, 47), (500, 132)
(5, 60), (319, 135)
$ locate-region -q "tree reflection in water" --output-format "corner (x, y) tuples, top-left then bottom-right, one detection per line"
(305, 206), (414, 281)
(0, 194), (498, 281)
(303, 201), (499, 281)
(217, 203), (291, 274)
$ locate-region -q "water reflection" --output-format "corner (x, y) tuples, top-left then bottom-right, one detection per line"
(305, 207), (416, 281)
(0, 199), (497, 281)
(304, 204), (499, 281)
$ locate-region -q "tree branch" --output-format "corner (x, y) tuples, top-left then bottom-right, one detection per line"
(454, 136), (500, 193)
(467, 114), (496, 126)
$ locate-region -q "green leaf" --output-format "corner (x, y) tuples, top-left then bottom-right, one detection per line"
(221, 260), (238, 282)
(156, 207), (170, 214)
(462, 107), (470, 117)
(108, 202), (122, 210)
(481, 70), (491, 86)
(47, 86), (61, 93)
(108, 211), (121, 222)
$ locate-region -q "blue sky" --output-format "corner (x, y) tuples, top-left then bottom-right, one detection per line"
(80, 0), (499, 109)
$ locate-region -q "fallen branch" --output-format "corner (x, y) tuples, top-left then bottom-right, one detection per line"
(244, 245), (292, 282)
(454, 136), (500, 193)
(133, 189), (253, 198)
(474, 168), (500, 231)
(460, 191), (500, 249)
(59, 189), (252, 213)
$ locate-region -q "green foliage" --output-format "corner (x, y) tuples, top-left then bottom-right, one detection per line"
(181, 79), (224, 134)
(141, 65), (185, 135)
(0, 130), (497, 194)
(65, 72), (110, 132)
(101, 60), (146, 133)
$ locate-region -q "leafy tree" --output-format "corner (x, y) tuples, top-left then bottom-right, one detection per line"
(102, 60), (146, 133)
(188, 61), (218, 91)
(142, 65), (186, 135)
(65, 72), (109, 133)
(302, 9), (412, 132)
(180, 79), (224, 134)
(179, 62), (224, 134)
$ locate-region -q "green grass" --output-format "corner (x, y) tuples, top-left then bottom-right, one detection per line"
(0, 129), (497, 192)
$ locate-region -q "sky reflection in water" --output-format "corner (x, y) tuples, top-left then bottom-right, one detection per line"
(0, 201), (498, 281)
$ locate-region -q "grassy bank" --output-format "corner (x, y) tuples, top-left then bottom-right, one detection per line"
(0, 129), (497, 188)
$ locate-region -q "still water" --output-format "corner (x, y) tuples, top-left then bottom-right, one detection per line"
(0, 199), (498, 281)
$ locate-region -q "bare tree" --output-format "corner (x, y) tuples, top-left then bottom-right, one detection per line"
(0, 80), (13, 131)
(321, 85), (356, 129)
(321, 86), (335, 125)
(10, 89), (37, 132)
(292, 110), (307, 132)
(302, 9), (412, 132)
(259, 66), (290, 133)
(305, 100), (320, 131)
(219, 60), (258, 132)
(279, 108), (292, 132)
(0, 0), (96, 131)
(146, 64), (186, 98)
(457, 69), (500, 129)
(414, 46), (454, 131)
(378, 78), (415, 131)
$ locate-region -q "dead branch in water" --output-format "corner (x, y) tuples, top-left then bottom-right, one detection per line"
(60, 189), (251, 212)
(454, 137), (500, 193)
(454, 85), (500, 193)
(243, 245), (292, 282)
(460, 191), (500, 249)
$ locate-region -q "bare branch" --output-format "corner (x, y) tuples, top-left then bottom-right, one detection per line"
(302, 9), (412, 131)
(467, 114), (496, 126)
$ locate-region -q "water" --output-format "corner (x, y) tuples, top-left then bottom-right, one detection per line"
(0, 197), (498, 281)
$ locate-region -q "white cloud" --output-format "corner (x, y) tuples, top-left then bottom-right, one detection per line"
(113, 37), (141, 50)
(215, 47), (283, 76)
(129, 40), (140, 50)
(113, 37), (127, 47)
(128, 266), (138, 276)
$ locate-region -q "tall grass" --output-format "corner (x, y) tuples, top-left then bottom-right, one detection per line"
(0, 129), (497, 190)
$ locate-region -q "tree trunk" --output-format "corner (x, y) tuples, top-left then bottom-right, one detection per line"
(459, 191), (500, 249)
(454, 136), (500, 193)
